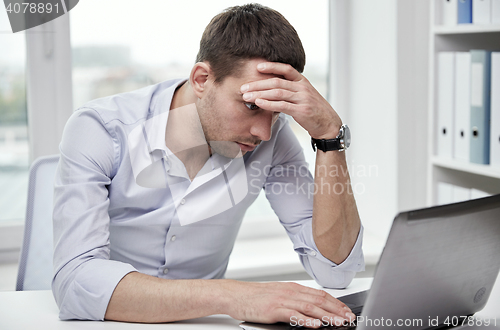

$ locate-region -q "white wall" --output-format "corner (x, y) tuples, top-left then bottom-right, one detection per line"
(329, 0), (429, 245)
(344, 0), (398, 241)
(396, 0), (429, 212)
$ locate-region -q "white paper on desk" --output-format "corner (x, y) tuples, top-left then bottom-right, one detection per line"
(454, 52), (471, 162)
(473, 0), (492, 24)
(440, 0), (458, 25)
(491, 53), (500, 168)
(437, 52), (455, 159)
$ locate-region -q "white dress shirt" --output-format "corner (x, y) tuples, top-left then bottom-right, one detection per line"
(52, 79), (365, 321)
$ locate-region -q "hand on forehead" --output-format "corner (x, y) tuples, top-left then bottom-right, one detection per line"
(238, 61), (304, 117)
(236, 59), (342, 140)
(241, 61), (302, 92)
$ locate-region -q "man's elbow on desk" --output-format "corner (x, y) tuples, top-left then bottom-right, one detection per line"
(302, 226), (365, 290)
(304, 255), (363, 290)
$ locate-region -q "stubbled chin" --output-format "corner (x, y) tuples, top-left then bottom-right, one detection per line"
(208, 141), (243, 159)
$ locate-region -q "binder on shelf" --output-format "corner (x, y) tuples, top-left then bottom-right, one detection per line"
(473, 0), (492, 24)
(437, 182), (454, 205)
(491, 52), (500, 168)
(452, 185), (471, 202)
(493, 0), (500, 24)
(458, 0), (473, 24)
(454, 52), (471, 162)
(440, 0), (458, 25)
(437, 52), (455, 159)
(470, 50), (492, 164)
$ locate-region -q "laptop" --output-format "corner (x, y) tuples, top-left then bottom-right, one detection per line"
(240, 194), (500, 330)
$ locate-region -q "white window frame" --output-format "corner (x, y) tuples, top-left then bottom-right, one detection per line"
(0, 14), (73, 262)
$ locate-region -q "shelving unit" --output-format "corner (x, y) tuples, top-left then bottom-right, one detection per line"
(427, 1), (500, 205)
(431, 156), (500, 178)
(434, 24), (500, 34)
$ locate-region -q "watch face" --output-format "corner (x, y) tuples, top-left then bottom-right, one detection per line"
(341, 125), (351, 150)
(339, 125), (351, 150)
(345, 126), (351, 148)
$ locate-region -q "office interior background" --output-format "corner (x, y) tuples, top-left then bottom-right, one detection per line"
(1, 0), (499, 290)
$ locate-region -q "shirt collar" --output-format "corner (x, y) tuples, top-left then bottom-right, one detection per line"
(146, 78), (188, 154)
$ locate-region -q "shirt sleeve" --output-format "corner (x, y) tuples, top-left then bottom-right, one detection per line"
(52, 108), (137, 321)
(264, 120), (365, 289)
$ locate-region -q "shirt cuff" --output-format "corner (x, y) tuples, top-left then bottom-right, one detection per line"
(55, 260), (137, 321)
(292, 221), (365, 288)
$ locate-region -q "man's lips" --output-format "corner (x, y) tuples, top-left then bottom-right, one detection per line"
(236, 142), (257, 152)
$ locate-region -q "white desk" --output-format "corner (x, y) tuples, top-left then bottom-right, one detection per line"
(0, 279), (371, 329)
(1, 277), (499, 329)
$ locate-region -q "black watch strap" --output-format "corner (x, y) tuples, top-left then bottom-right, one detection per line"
(311, 137), (342, 152)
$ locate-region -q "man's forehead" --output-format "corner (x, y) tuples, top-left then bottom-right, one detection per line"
(233, 60), (283, 83)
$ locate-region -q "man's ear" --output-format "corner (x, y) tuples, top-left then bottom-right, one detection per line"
(190, 62), (213, 99)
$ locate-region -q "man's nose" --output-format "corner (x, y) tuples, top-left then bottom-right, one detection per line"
(249, 111), (274, 142)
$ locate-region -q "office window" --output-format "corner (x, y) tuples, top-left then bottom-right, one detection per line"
(70, 0), (327, 226)
(0, 9), (29, 226)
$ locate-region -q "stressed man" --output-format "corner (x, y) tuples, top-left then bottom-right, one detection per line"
(52, 3), (364, 328)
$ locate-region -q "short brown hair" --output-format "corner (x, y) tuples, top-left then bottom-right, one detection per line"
(196, 3), (306, 83)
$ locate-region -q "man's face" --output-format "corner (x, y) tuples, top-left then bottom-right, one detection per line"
(196, 59), (281, 158)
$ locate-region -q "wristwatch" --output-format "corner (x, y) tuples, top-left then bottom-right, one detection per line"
(311, 124), (351, 152)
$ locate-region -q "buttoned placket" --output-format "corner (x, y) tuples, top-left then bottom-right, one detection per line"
(157, 144), (238, 276)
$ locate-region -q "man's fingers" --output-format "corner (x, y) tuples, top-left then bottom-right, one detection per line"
(242, 89), (298, 104)
(295, 292), (355, 321)
(236, 282), (356, 329)
(254, 98), (297, 116)
(275, 283), (351, 312)
(256, 62), (302, 81)
(241, 77), (299, 94)
(286, 283), (355, 319)
(295, 285), (351, 311)
(282, 299), (349, 327)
